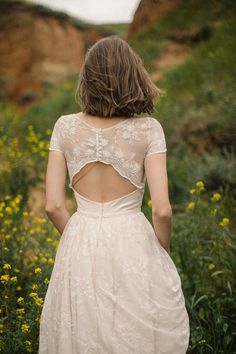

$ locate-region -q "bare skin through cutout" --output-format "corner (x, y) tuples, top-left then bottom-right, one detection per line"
(71, 161), (138, 203)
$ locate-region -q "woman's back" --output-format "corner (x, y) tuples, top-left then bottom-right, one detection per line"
(49, 112), (167, 202)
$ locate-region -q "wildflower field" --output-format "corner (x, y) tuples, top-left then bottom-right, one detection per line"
(0, 101), (235, 353)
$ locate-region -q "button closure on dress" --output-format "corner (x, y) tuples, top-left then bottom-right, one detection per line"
(97, 129), (103, 159)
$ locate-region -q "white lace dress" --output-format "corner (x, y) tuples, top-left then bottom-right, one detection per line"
(38, 114), (190, 354)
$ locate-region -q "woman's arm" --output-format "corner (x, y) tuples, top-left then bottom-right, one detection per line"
(144, 152), (172, 254)
(45, 150), (71, 235)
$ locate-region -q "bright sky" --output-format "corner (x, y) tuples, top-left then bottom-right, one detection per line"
(30, 0), (140, 24)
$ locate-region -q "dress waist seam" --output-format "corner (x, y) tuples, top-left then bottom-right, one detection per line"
(75, 210), (143, 218)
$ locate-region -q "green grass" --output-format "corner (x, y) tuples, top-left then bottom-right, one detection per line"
(155, 18), (236, 148)
(94, 23), (129, 38)
(129, 0), (236, 70)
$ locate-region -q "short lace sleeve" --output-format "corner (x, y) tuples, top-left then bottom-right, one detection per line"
(49, 118), (63, 153)
(145, 118), (167, 157)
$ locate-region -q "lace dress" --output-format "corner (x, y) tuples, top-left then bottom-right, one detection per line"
(38, 114), (190, 354)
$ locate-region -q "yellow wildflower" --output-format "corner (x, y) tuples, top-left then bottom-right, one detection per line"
(34, 267), (42, 274)
(15, 196), (21, 204)
(211, 193), (221, 202)
(189, 188), (196, 194)
(0, 324), (4, 333)
(219, 217), (230, 227)
(196, 180), (205, 191)
(40, 151), (46, 157)
(1, 274), (10, 283)
(21, 323), (30, 333)
(208, 263), (215, 271)
(38, 141), (45, 149)
(5, 206), (13, 214)
(210, 208), (217, 216)
(54, 240), (59, 248)
(10, 276), (17, 282)
(16, 286), (22, 291)
(31, 283), (38, 290)
(22, 211), (28, 217)
(35, 297), (44, 306)
(48, 258), (54, 264)
(41, 257), (47, 263)
(29, 292), (38, 299)
(187, 202), (195, 209)
(37, 217), (47, 224)
(2, 263), (11, 269)
(17, 297), (24, 303)
(44, 278), (49, 285)
(16, 308), (25, 314)
(147, 199), (152, 208)
(0, 201), (6, 208)
(24, 340), (31, 346)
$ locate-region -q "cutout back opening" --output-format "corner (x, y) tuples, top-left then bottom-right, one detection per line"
(71, 161), (138, 203)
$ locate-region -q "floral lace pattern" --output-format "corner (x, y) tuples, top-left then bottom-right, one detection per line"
(48, 114), (167, 189)
(39, 189), (190, 353)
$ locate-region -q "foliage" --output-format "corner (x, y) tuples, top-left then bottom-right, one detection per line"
(167, 149), (236, 205)
(171, 181), (236, 353)
(0, 102), (51, 202)
(130, 0), (236, 69)
(156, 18), (236, 146)
(0, 194), (61, 353)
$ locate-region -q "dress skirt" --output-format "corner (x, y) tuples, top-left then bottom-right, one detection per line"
(38, 188), (190, 354)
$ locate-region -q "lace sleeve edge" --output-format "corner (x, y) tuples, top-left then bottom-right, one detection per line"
(49, 147), (64, 153)
(145, 148), (167, 157)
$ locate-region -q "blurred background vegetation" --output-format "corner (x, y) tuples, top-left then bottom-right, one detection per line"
(0, 0), (235, 352)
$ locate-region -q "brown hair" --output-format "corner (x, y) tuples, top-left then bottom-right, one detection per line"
(75, 35), (163, 118)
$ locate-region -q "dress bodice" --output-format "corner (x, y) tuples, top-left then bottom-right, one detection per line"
(48, 113), (167, 190)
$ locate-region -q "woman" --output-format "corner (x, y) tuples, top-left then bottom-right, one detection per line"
(39, 35), (190, 353)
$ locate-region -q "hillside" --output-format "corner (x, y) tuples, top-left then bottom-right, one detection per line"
(128, 0), (236, 153)
(0, 0), (111, 108)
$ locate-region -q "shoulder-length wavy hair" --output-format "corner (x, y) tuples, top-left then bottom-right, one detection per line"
(75, 35), (163, 118)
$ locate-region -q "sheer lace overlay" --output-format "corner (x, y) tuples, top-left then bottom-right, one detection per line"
(48, 114), (167, 190)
